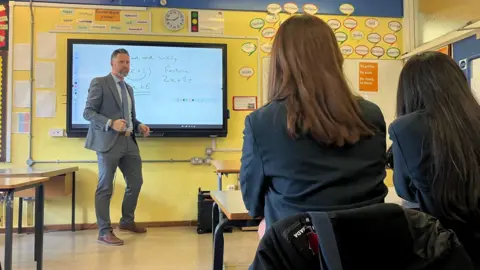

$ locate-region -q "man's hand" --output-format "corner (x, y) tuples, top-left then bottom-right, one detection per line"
(138, 124), (151, 137)
(111, 119), (127, 132)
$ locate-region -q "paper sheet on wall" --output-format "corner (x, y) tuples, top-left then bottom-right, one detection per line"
(14, 43), (32, 70)
(36, 91), (56, 118)
(14, 81), (31, 108)
(470, 58), (480, 103)
(262, 57), (271, 105)
(35, 61), (55, 88)
(197, 10), (224, 35)
(36, 33), (57, 59)
(13, 112), (31, 134)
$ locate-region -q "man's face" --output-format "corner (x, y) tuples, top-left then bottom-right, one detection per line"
(111, 53), (130, 78)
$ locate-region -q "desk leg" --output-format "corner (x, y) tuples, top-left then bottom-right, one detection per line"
(71, 172), (76, 232)
(4, 190), (14, 270)
(18, 197), (23, 234)
(217, 173), (223, 191)
(34, 185), (44, 270)
(212, 210), (228, 270)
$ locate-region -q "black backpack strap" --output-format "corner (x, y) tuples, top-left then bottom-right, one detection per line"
(308, 212), (343, 270)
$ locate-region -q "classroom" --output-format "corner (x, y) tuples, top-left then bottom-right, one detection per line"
(0, 0), (479, 269)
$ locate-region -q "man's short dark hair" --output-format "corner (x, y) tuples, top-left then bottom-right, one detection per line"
(111, 48), (129, 60)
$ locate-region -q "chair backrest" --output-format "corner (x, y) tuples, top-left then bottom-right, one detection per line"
(309, 204), (474, 270)
(250, 204), (475, 270)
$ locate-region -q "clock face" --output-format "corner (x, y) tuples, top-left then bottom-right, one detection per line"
(164, 9), (185, 31)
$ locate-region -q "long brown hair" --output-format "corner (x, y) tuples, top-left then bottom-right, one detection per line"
(268, 15), (374, 147)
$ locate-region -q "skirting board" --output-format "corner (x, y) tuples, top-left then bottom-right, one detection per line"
(0, 220), (198, 233)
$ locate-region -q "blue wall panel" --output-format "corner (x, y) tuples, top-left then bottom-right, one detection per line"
(17, 0), (403, 17)
(452, 35), (480, 80)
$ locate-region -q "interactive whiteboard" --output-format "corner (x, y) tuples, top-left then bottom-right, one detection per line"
(66, 39), (228, 137)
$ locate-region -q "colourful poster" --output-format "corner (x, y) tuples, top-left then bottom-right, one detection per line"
(359, 62), (378, 92)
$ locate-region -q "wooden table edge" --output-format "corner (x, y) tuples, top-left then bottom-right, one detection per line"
(210, 192), (253, 221)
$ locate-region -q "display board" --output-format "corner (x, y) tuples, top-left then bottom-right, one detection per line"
(67, 39), (228, 137)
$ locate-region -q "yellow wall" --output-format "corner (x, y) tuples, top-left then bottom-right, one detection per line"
(8, 4), (401, 225)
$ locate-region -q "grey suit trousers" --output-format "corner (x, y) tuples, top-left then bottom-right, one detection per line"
(95, 135), (143, 235)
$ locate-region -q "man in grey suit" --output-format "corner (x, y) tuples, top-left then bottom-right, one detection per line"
(84, 48), (151, 246)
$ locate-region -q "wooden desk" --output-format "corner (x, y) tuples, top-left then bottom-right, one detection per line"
(211, 160), (241, 190)
(0, 166), (78, 232)
(210, 188), (416, 270)
(0, 177), (48, 270)
(210, 190), (257, 270)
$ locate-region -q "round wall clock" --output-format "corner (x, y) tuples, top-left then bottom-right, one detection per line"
(164, 9), (185, 31)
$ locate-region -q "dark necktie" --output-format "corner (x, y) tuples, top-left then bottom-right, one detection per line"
(118, 81), (131, 129)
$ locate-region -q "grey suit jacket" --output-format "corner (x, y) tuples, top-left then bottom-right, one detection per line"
(83, 73), (142, 152)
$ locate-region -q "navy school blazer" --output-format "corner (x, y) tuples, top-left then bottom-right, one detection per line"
(240, 99), (388, 227)
(389, 111), (480, 266)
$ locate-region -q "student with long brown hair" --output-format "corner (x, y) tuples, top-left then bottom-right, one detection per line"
(240, 14), (388, 230)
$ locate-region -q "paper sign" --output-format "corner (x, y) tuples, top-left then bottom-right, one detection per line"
(0, 16), (8, 23)
(339, 3), (355, 15)
(359, 62), (378, 92)
(265, 14), (280, 24)
(61, 9), (74, 15)
(283, 2), (299, 14)
(95, 9), (120, 22)
(233, 96), (257, 111)
(14, 81), (31, 108)
(123, 12), (138, 18)
(370, 47), (385, 58)
(14, 43), (31, 71)
(327, 19), (341, 31)
(250, 18), (265, 31)
(13, 112), (30, 134)
(388, 21), (402, 32)
(91, 24), (107, 30)
(355, 45), (369, 57)
(335, 32), (348, 44)
(383, 34), (397, 45)
(343, 18), (358, 31)
(0, 24), (7, 30)
(36, 33), (57, 59)
(387, 47), (401, 59)
(128, 27), (144, 33)
(303, 4), (318, 14)
(110, 25), (122, 31)
(55, 24), (73, 30)
(36, 91), (56, 118)
(261, 27), (277, 39)
(239, 67), (255, 80)
(35, 62), (55, 88)
(198, 10), (224, 35)
(366, 18), (380, 30)
(261, 43), (273, 54)
(340, 45), (354, 57)
(367, 33), (381, 44)
(77, 19), (93, 24)
(266, 3), (282, 14)
(242, 42), (257, 56)
(352, 30), (365, 41)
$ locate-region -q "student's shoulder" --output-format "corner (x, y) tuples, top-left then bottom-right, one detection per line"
(247, 100), (285, 122)
(357, 98), (383, 117)
(389, 111), (428, 139)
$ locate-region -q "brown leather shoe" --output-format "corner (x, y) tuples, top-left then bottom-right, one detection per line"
(118, 223), (147, 233)
(98, 231), (124, 246)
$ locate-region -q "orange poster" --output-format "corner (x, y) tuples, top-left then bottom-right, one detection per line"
(359, 62), (379, 92)
(95, 9), (121, 22)
(436, 45), (450, 56)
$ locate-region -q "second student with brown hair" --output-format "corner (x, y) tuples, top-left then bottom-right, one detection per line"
(240, 14), (388, 232)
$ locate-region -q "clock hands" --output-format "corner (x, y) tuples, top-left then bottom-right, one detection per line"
(166, 16), (179, 21)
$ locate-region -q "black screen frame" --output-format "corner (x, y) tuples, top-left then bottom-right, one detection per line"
(66, 39), (228, 138)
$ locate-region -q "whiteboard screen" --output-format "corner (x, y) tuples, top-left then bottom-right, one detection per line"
(66, 39), (228, 137)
